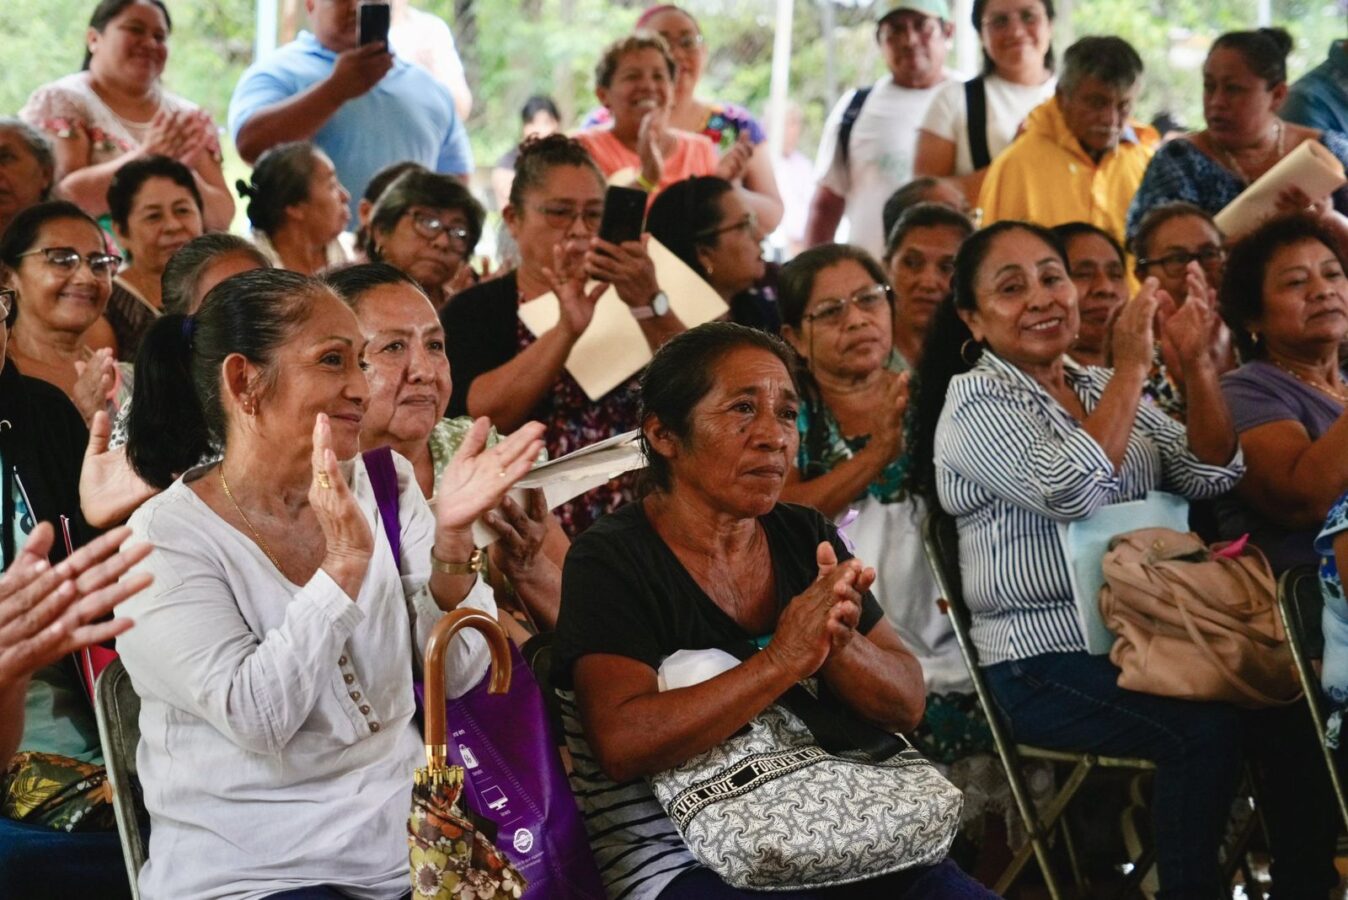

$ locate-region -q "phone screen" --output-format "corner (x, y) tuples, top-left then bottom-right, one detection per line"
(359, 2), (391, 47)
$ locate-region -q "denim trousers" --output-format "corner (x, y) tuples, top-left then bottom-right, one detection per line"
(658, 857), (999, 899)
(983, 651), (1242, 900)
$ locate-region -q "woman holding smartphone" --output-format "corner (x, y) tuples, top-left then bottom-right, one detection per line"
(440, 135), (683, 536)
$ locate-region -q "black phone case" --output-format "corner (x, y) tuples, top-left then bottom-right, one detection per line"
(359, 3), (391, 46)
(598, 186), (647, 245)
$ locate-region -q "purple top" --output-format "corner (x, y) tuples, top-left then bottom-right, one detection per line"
(1220, 359), (1346, 572)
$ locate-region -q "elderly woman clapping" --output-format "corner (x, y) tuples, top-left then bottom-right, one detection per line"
(910, 221), (1249, 898)
(326, 262), (568, 634)
(117, 268), (544, 899)
(552, 322), (995, 900)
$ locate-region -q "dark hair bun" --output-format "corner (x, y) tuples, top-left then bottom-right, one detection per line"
(1258, 27), (1293, 59)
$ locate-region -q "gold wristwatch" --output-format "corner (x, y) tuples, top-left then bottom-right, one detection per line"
(429, 547), (484, 576)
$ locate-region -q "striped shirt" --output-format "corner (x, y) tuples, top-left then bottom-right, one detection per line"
(934, 352), (1244, 665)
(556, 690), (697, 900)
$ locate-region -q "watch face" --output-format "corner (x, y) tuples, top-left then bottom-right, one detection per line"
(653, 292), (670, 316)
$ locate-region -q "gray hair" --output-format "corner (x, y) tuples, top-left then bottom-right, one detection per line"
(0, 119), (55, 201)
(1058, 36), (1144, 96)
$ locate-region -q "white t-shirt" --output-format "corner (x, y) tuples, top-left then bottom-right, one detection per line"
(388, 6), (468, 94)
(919, 73), (1057, 176)
(815, 74), (954, 259)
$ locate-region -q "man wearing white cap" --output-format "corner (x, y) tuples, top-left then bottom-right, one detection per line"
(805, 0), (956, 259)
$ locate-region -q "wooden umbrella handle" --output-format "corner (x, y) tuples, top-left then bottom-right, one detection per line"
(424, 608), (512, 767)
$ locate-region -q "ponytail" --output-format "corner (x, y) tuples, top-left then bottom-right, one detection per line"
(127, 313), (211, 487)
(125, 268), (328, 488)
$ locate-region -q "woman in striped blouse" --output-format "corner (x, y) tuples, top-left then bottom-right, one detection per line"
(910, 221), (1246, 899)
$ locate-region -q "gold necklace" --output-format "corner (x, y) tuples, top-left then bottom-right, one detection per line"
(1220, 120), (1285, 185)
(1270, 358), (1348, 404)
(218, 465), (284, 570)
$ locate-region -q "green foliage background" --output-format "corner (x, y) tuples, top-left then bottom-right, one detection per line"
(1, 0), (1344, 195)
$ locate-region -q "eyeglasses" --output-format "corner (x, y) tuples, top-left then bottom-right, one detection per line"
(982, 8), (1045, 32)
(409, 212), (472, 247)
(17, 247), (122, 278)
(0, 289), (14, 321)
(533, 204), (605, 231)
(695, 212), (758, 241)
(1136, 246), (1226, 278)
(659, 32), (704, 52)
(803, 284), (891, 325)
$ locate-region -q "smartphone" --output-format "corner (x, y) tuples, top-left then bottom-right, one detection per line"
(359, 1), (391, 47)
(597, 186), (647, 246)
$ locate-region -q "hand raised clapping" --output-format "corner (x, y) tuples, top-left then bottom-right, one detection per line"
(434, 418), (546, 534)
(0, 522), (150, 688)
(763, 542), (873, 680)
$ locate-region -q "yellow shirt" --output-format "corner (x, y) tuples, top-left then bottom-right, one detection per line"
(979, 96), (1158, 244)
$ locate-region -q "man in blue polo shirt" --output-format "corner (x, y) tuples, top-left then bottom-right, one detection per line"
(228, 0), (472, 224)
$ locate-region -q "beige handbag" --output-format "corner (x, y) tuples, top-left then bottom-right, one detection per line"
(1099, 528), (1300, 708)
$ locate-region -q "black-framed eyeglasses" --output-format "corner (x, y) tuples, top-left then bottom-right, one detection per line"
(695, 212), (758, 241)
(803, 284), (891, 325)
(17, 247), (122, 278)
(410, 212), (472, 247)
(1136, 246), (1226, 278)
(533, 204), (605, 231)
(0, 289), (14, 322)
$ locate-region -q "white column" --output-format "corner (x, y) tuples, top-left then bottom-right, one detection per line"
(255, 0), (279, 61)
(766, 0), (795, 160)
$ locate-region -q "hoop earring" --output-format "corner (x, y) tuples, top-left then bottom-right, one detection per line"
(960, 338), (982, 365)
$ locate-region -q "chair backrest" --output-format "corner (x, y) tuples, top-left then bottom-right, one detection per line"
(921, 508), (978, 671)
(1279, 565), (1325, 661)
(93, 658), (147, 896)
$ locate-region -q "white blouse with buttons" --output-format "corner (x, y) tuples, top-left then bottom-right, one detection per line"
(118, 452), (495, 900)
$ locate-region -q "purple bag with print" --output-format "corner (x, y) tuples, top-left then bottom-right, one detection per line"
(365, 447), (605, 900)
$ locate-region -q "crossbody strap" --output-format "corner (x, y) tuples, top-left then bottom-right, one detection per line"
(363, 446), (401, 571)
(965, 76), (991, 170)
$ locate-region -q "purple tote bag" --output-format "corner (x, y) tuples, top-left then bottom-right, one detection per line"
(365, 447), (606, 899)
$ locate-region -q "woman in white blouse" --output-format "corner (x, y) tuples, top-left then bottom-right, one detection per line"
(908, 221), (1245, 899)
(116, 268), (544, 900)
(912, 0), (1057, 205)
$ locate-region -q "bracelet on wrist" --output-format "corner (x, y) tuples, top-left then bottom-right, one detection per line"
(635, 173), (658, 192)
(430, 547), (484, 576)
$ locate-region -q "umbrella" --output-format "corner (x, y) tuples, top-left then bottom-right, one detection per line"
(409, 608), (526, 900)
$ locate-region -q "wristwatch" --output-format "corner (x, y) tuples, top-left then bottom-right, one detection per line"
(430, 547), (484, 576)
(630, 291), (671, 320)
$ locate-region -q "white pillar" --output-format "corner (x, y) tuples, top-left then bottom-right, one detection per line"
(954, 0), (978, 77)
(255, 0), (279, 61)
(766, 0), (795, 160)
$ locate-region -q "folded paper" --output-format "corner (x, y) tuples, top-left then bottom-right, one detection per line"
(1215, 139), (1347, 238)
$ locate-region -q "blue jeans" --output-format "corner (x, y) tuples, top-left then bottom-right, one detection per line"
(658, 857), (998, 899)
(984, 652), (1242, 900)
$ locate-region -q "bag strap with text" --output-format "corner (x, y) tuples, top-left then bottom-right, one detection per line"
(838, 86), (873, 168)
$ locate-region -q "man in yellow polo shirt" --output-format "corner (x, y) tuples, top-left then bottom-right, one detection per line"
(979, 36), (1157, 244)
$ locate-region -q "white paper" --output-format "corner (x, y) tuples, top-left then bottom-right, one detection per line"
(469, 430), (646, 546)
(1060, 492), (1191, 655)
(1214, 139), (1347, 238)
(516, 238), (730, 401)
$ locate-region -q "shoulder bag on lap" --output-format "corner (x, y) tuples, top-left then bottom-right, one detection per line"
(1099, 527), (1300, 708)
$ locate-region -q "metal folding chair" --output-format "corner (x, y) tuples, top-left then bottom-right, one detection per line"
(93, 657), (148, 899)
(1276, 565), (1348, 832)
(922, 508), (1157, 899)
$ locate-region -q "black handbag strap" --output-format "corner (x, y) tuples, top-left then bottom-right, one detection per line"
(722, 642), (907, 762)
(965, 76), (991, 170)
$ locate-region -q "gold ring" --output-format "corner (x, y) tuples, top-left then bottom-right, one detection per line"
(497, 469), (507, 479)
(315, 472), (332, 489)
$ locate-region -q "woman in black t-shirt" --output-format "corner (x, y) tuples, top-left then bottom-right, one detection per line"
(552, 322), (994, 900)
